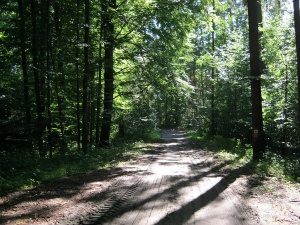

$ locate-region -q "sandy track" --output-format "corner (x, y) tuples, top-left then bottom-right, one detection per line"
(2, 129), (286, 225)
(94, 129), (259, 225)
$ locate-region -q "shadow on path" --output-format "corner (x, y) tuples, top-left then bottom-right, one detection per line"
(154, 164), (250, 225)
(98, 129), (256, 224)
(0, 129), (257, 225)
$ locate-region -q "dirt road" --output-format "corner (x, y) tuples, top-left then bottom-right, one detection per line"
(1, 129), (299, 224)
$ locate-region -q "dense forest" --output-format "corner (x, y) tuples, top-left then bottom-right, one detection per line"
(1, 0), (300, 193)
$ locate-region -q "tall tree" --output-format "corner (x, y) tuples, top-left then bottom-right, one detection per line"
(82, 0), (90, 153)
(50, 0), (67, 156)
(17, 0), (31, 125)
(95, 20), (104, 146)
(210, 0), (216, 136)
(76, 0), (81, 151)
(45, 0), (52, 158)
(100, 0), (116, 146)
(247, 0), (265, 160)
(30, 0), (46, 157)
(294, 0), (300, 125)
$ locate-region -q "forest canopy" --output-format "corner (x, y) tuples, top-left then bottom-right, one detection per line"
(0, 0), (300, 163)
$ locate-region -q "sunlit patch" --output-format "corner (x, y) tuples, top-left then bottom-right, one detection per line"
(171, 133), (185, 136)
(164, 142), (180, 146)
(174, 137), (186, 140)
(162, 137), (187, 141)
(151, 164), (190, 175)
(84, 181), (103, 188)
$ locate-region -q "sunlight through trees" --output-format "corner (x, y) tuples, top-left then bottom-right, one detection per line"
(0, 0), (299, 163)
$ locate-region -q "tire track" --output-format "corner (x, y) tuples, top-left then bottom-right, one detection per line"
(80, 181), (141, 225)
(55, 129), (260, 225)
(54, 154), (155, 225)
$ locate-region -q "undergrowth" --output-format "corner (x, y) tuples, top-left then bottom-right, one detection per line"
(0, 141), (153, 197)
(188, 131), (300, 184)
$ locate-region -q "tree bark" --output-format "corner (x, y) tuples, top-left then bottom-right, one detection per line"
(76, 0), (81, 151)
(30, 0), (46, 157)
(247, 0), (265, 160)
(18, 0), (31, 125)
(82, 0), (90, 152)
(45, 0), (52, 158)
(54, 0), (67, 155)
(89, 69), (96, 148)
(95, 20), (104, 146)
(100, 0), (116, 146)
(210, 0), (216, 136)
(293, 0), (300, 125)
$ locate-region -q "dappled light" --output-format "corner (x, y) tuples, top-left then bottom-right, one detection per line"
(1, 0), (300, 224)
(163, 142), (181, 146)
(0, 130), (258, 224)
(1, 129), (299, 224)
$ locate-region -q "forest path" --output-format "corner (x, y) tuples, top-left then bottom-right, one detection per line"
(2, 129), (299, 225)
(94, 129), (259, 225)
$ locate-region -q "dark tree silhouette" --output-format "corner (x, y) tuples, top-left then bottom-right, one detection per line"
(247, 0), (265, 160)
(100, 0), (116, 146)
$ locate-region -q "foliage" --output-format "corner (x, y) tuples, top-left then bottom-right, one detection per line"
(0, 141), (153, 196)
(1, 0), (300, 196)
(188, 131), (300, 184)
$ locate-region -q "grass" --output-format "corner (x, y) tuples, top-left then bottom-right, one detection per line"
(0, 141), (153, 197)
(187, 131), (300, 184)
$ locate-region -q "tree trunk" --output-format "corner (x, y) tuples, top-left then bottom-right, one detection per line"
(210, 0), (216, 136)
(100, 0), (116, 146)
(30, 0), (46, 157)
(95, 20), (104, 146)
(17, 0), (31, 125)
(82, 0), (90, 152)
(281, 65), (289, 156)
(293, 0), (300, 125)
(165, 96), (169, 125)
(247, 0), (265, 160)
(76, 0), (81, 151)
(52, 62), (66, 155)
(46, 0), (52, 158)
(52, 0), (66, 156)
(89, 69), (96, 148)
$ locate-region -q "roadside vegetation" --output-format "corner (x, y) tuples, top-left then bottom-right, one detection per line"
(188, 131), (300, 184)
(0, 128), (160, 197)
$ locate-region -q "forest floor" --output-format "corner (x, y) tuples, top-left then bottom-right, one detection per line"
(0, 129), (300, 225)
